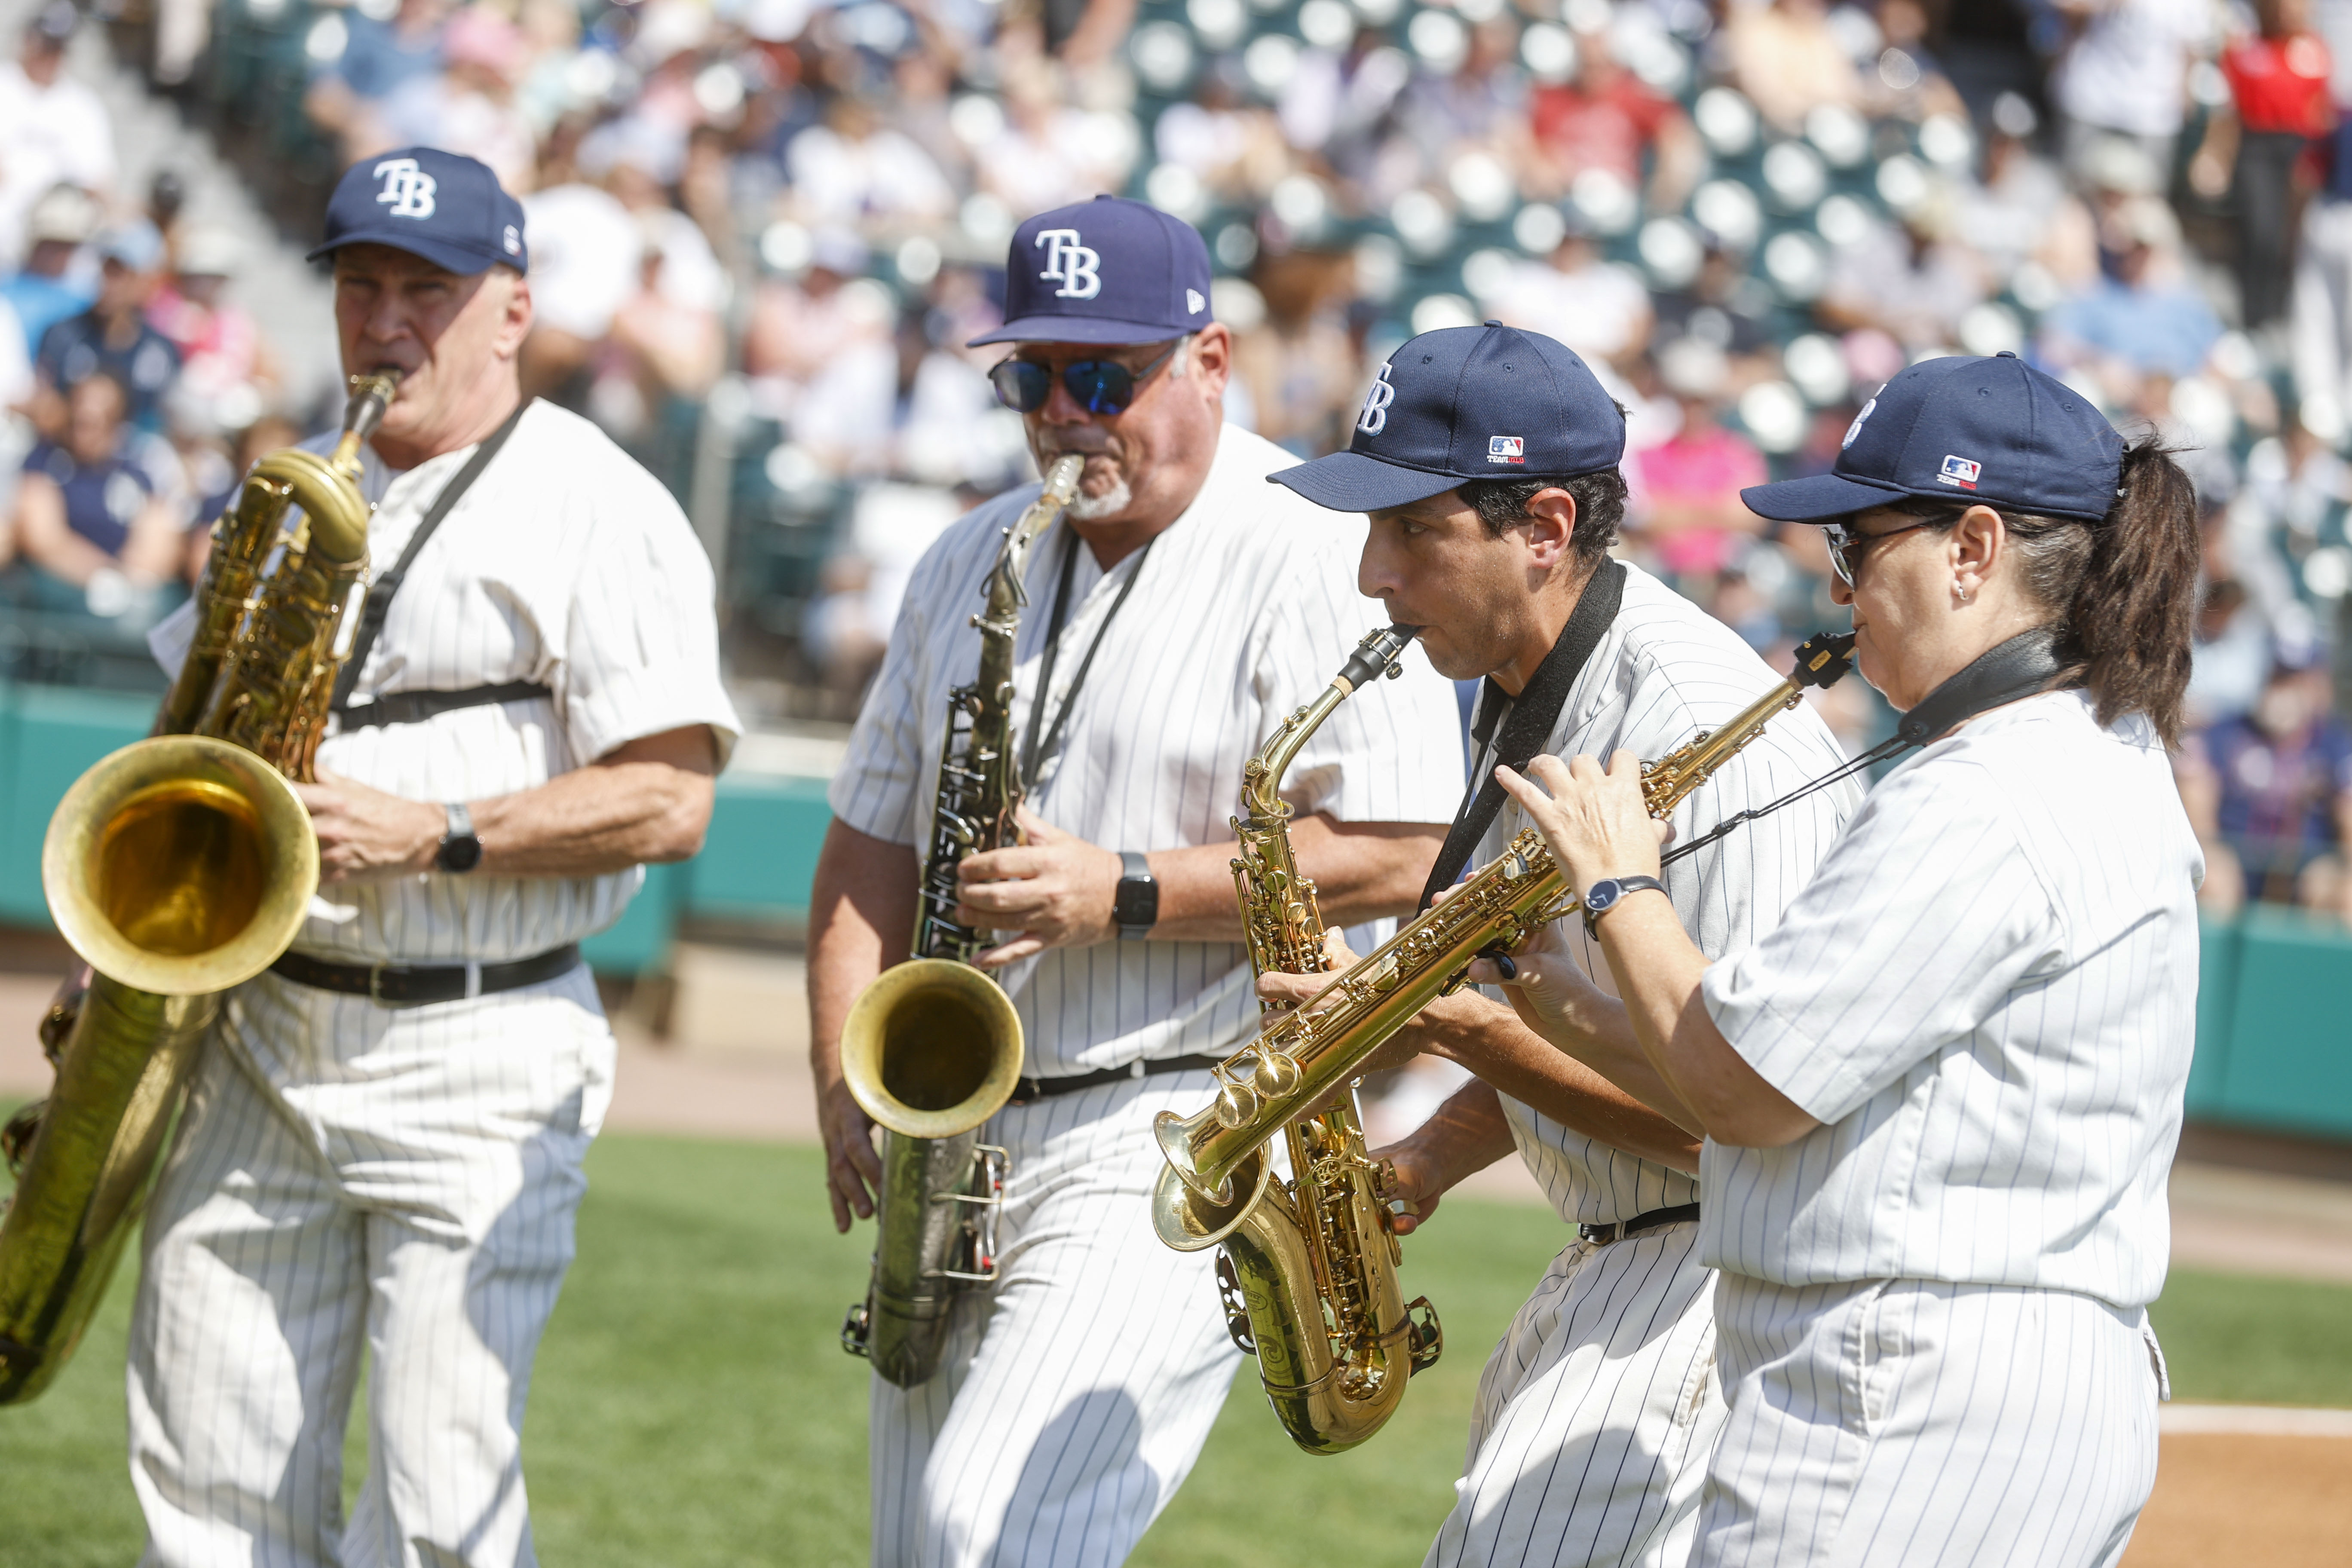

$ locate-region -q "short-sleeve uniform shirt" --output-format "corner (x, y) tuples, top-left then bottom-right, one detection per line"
(1700, 690), (2203, 1308)
(830, 424), (1465, 1076)
(177, 399), (742, 965)
(1466, 564), (1858, 1226)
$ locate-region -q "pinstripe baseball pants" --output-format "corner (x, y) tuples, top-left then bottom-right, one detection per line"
(126, 968), (615, 1568)
(870, 1071), (1244, 1568)
(1694, 1276), (2166, 1568)
(1425, 1223), (1722, 1568)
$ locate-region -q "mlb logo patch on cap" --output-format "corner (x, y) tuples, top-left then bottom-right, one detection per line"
(1488, 436), (1525, 465)
(1938, 454), (1981, 490)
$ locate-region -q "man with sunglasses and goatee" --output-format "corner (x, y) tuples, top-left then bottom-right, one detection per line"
(807, 195), (1463, 1568)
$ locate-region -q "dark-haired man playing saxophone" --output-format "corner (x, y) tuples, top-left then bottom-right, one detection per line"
(1262, 323), (1856, 1568)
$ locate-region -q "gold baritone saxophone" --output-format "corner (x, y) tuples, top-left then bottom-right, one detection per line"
(1152, 625), (1443, 1455)
(837, 453), (1084, 1388)
(1155, 631), (1858, 1211)
(0, 374), (398, 1404)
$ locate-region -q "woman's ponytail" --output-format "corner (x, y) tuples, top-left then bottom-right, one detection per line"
(2063, 439), (2200, 747)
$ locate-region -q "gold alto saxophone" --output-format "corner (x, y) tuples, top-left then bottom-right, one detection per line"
(0, 374), (397, 1403)
(1156, 631), (1858, 1209)
(838, 453), (1084, 1387)
(1152, 625), (1442, 1455)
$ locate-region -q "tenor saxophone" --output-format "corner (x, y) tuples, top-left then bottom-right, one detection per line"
(1156, 631), (1858, 1208)
(0, 374), (396, 1404)
(837, 453), (1084, 1388)
(1151, 625), (1442, 1455)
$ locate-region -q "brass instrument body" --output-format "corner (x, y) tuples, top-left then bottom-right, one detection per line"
(1158, 632), (1859, 1208)
(1152, 625), (1440, 1454)
(0, 377), (395, 1405)
(841, 456), (1083, 1388)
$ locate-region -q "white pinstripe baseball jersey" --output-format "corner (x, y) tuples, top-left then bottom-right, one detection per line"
(830, 423), (1467, 1076)
(1699, 689), (2202, 1306)
(1467, 562), (1859, 1226)
(152, 399), (743, 965)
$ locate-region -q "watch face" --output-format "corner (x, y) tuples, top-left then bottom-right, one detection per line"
(1586, 880), (1619, 913)
(440, 835), (484, 873)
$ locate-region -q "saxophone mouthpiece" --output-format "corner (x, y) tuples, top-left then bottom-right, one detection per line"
(1791, 631), (1859, 690)
(1041, 453), (1085, 503)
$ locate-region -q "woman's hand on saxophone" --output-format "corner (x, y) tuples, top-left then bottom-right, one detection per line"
(1493, 751), (1667, 896)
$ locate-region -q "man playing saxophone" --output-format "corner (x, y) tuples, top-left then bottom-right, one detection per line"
(808, 196), (1463, 1568)
(127, 149), (738, 1566)
(1260, 323), (1857, 1568)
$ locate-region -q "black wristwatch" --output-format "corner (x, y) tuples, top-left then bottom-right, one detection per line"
(1113, 850), (1158, 940)
(1581, 875), (1665, 939)
(436, 801), (483, 874)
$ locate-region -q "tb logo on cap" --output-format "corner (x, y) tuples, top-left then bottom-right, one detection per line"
(1357, 365), (1395, 436)
(1035, 229), (1101, 300)
(373, 157), (438, 220)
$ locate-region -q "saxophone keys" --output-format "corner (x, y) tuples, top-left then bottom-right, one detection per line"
(1250, 1049), (1302, 1099)
(1213, 1075), (1260, 1129)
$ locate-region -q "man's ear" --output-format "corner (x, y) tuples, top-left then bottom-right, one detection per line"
(494, 268), (534, 360)
(1185, 322), (1232, 402)
(1520, 487), (1579, 571)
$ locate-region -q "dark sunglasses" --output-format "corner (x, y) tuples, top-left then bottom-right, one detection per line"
(989, 341), (1181, 416)
(1822, 518), (1943, 587)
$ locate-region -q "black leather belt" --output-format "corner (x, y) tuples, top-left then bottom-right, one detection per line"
(1007, 1053), (1224, 1105)
(1578, 1201), (1702, 1246)
(270, 943), (582, 1005)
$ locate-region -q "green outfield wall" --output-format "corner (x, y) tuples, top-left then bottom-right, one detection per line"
(5, 680), (2348, 1139)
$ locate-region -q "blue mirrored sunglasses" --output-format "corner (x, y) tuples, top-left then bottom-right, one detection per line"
(989, 341), (1181, 416)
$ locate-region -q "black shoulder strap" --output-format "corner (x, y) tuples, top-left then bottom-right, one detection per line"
(1418, 559), (1626, 909)
(331, 398), (531, 714)
(1894, 625), (2066, 745)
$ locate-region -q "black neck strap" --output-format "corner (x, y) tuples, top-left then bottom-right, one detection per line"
(1420, 559), (1626, 909)
(1895, 625), (2066, 746)
(1658, 624), (2070, 871)
(1017, 526), (1157, 788)
(331, 398), (531, 714)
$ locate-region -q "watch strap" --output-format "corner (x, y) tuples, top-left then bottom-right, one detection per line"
(438, 801), (481, 874)
(1581, 874), (1666, 939)
(1115, 850), (1157, 940)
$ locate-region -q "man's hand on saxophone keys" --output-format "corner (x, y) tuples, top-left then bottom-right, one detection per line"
(956, 806), (1128, 967)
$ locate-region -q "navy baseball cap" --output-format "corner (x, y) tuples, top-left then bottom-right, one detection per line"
(1743, 352), (2123, 525)
(968, 195), (1214, 347)
(1270, 323), (1626, 513)
(307, 148), (530, 276)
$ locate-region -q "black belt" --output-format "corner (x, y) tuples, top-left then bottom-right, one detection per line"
(1578, 1202), (1702, 1246)
(270, 943), (582, 1005)
(1007, 1053), (1224, 1105)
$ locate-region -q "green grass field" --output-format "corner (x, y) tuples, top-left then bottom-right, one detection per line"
(5, 1133), (2351, 1566)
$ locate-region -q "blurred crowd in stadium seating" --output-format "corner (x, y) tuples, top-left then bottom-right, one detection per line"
(4, 0), (2352, 923)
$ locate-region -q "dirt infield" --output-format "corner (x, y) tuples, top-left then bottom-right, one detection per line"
(2123, 1433), (2352, 1568)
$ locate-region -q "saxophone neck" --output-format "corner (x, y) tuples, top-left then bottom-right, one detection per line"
(328, 372), (401, 478)
(1238, 624), (1418, 825)
(1640, 631), (1858, 816)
